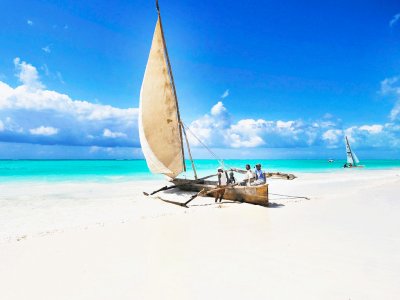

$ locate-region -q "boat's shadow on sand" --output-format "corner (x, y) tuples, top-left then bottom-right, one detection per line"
(266, 202), (285, 208)
(189, 201), (284, 208)
(160, 189), (285, 208)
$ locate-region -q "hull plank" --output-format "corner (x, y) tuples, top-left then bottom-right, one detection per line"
(172, 179), (268, 206)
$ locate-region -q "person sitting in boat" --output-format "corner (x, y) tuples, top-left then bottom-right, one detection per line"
(253, 164), (266, 185)
(215, 168), (229, 203)
(228, 170), (236, 184)
(231, 164), (254, 186)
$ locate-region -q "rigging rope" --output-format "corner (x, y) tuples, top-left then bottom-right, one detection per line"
(182, 122), (231, 169)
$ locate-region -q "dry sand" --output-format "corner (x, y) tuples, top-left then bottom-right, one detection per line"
(1, 169), (400, 299)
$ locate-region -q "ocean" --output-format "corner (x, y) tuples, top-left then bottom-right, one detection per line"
(1, 159), (400, 182)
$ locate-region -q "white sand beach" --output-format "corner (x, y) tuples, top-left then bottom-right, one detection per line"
(1, 169), (400, 299)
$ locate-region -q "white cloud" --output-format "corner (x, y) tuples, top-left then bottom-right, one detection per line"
(187, 101), (231, 147)
(211, 101), (227, 116)
(276, 120), (294, 129)
(27, 20), (33, 26)
(0, 58), (138, 147)
(390, 13), (400, 27)
(221, 89), (229, 99)
(228, 119), (267, 148)
(13, 57), (44, 90)
(322, 129), (343, 146)
(188, 98), (400, 150)
(230, 133), (264, 148)
(1, 57), (400, 152)
(381, 76), (400, 95)
(359, 124), (383, 134)
(103, 128), (127, 138)
(42, 45), (51, 53)
(189, 101), (337, 148)
(30, 126), (58, 136)
(390, 100), (400, 121)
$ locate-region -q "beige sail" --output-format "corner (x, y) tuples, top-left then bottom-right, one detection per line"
(139, 17), (185, 178)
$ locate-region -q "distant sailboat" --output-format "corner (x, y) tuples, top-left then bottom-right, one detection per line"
(343, 136), (362, 168)
(138, 1), (294, 206)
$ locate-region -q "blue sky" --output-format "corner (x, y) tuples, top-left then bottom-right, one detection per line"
(0, 0), (400, 159)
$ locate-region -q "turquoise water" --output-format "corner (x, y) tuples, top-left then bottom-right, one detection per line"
(0, 159), (399, 182)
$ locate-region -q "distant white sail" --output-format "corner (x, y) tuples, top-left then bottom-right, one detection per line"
(345, 136), (360, 166)
(138, 17), (185, 178)
(352, 151), (360, 164)
(345, 137), (354, 164)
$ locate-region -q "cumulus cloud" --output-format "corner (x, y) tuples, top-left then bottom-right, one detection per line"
(30, 126), (58, 136)
(188, 98), (400, 150)
(103, 128), (127, 138)
(322, 129), (343, 147)
(13, 57), (45, 90)
(358, 125), (383, 134)
(188, 101), (231, 147)
(1, 58), (400, 154)
(0, 58), (138, 147)
(390, 13), (400, 28)
(228, 119), (267, 148)
(211, 101), (227, 116)
(189, 101), (338, 148)
(27, 20), (33, 26)
(343, 124), (399, 148)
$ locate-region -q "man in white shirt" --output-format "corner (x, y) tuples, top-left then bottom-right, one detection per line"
(231, 164), (254, 186)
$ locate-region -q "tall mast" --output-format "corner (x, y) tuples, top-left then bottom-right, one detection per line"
(156, 1), (198, 179)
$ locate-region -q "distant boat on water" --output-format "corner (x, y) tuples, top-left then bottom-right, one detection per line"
(343, 136), (363, 168)
(328, 159), (334, 163)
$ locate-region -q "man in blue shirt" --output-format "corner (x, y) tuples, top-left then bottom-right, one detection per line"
(253, 164), (266, 185)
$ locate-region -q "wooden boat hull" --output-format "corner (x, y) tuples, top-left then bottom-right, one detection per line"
(172, 178), (268, 206)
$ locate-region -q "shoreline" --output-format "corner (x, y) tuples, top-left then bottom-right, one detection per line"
(1, 159), (400, 183)
(1, 165), (400, 182)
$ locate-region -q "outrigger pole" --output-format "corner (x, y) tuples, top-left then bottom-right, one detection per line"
(156, 0), (198, 180)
